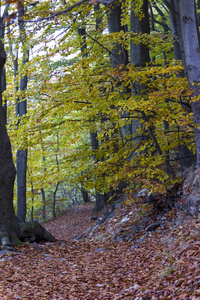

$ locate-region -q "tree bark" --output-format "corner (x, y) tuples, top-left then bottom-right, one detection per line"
(2, 68), (6, 124)
(16, 4), (29, 222)
(107, 2), (128, 67)
(81, 183), (90, 203)
(90, 131), (107, 213)
(41, 188), (46, 221)
(168, 0), (186, 69)
(52, 182), (59, 219)
(178, 0), (200, 168)
(130, 0), (150, 148)
(130, 0), (150, 68)
(197, 0), (200, 27)
(0, 15), (18, 249)
(165, 0), (194, 168)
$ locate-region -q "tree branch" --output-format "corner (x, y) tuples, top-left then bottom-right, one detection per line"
(18, 0), (116, 23)
(162, 0), (178, 15)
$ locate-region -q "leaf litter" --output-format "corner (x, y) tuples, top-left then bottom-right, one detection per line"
(0, 202), (200, 299)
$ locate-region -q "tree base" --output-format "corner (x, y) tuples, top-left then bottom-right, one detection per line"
(0, 220), (56, 251)
(17, 221), (56, 243)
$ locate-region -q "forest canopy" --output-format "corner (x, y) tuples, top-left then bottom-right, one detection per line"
(1, 0), (198, 220)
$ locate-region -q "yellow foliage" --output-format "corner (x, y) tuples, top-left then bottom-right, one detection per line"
(3, 0), (195, 215)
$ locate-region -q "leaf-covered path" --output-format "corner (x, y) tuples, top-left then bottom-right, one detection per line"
(44, 202), (95, 241)
(0, 203), (200, 299)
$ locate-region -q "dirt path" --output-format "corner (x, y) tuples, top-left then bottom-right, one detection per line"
(0, 204), (199, 299)
(44, 202), (94, 241)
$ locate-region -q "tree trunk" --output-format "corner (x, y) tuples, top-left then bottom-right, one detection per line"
(16, 4), (29, 222)
(0, 14), (18, 249)
(197, 0), (200, 27)
(0, 107), (56, 249)
(78, 6), (108, 213)
(2, 68), (6, 124)
(130, 0), (150, 140)
(52, 182), (59, 219)
(81, 183), (90, 203)
(178, 0), (200, 168)
(41, 188), (46, 221)
(0, 19), (55, 250)
(166, 0), (194, 168)
(107, 2), (128, 67)
(168, 0), (186, 72)
(130, 0), (150, 68)
(16, 149), (27, 221)
(129, 0), (150, 151)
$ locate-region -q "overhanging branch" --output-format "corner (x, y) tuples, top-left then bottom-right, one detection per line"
(17, 0), (116, 23)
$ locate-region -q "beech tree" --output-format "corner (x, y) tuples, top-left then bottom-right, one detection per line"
(1, 0), (200, 249)
(178, 0), (200, 168)
(19, 1), (192, 196)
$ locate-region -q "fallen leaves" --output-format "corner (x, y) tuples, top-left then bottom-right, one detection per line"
(0, 202), (199, 299)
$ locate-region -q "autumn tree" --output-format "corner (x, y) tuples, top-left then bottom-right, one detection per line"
(1, 0), (199, 251)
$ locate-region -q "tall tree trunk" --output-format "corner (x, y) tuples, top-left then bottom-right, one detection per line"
(52, 182), (59, 219)
(78, 5), (107, 213)
(107, 2), (128, 67)
(130, 0), (150, 141)
(0, 13), (55, 250)
(39, 132), (47, 221)
(130, 0), (150, 68)
(0, 7), (20, 249)
(178, 0), (200, 168)
(90, 131), (106, 213)
(107, 1), (132, 139)
(0, 32), (17, 248)
(168, 0), (186, 69)
(2, 68), (6, 124)
(132, 0), (175, 177)
(197, 0), (200, 27)
(166, 0), (194, 168)
(41, 188), (46, 221)
(81, 183), (90, 203)
(16, 4), (29, 222)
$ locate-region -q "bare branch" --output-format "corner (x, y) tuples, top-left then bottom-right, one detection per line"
(162, 0), (177, 15)
(94, 0), (116, 3)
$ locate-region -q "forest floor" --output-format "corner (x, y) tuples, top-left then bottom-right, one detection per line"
(0, 202), (200, 299)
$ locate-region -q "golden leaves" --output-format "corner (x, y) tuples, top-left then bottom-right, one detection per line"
(4, 0), (195, 209)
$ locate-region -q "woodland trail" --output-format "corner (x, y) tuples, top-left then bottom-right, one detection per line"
(44, 202), (95, 241)
(0, 203), (199, 299)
